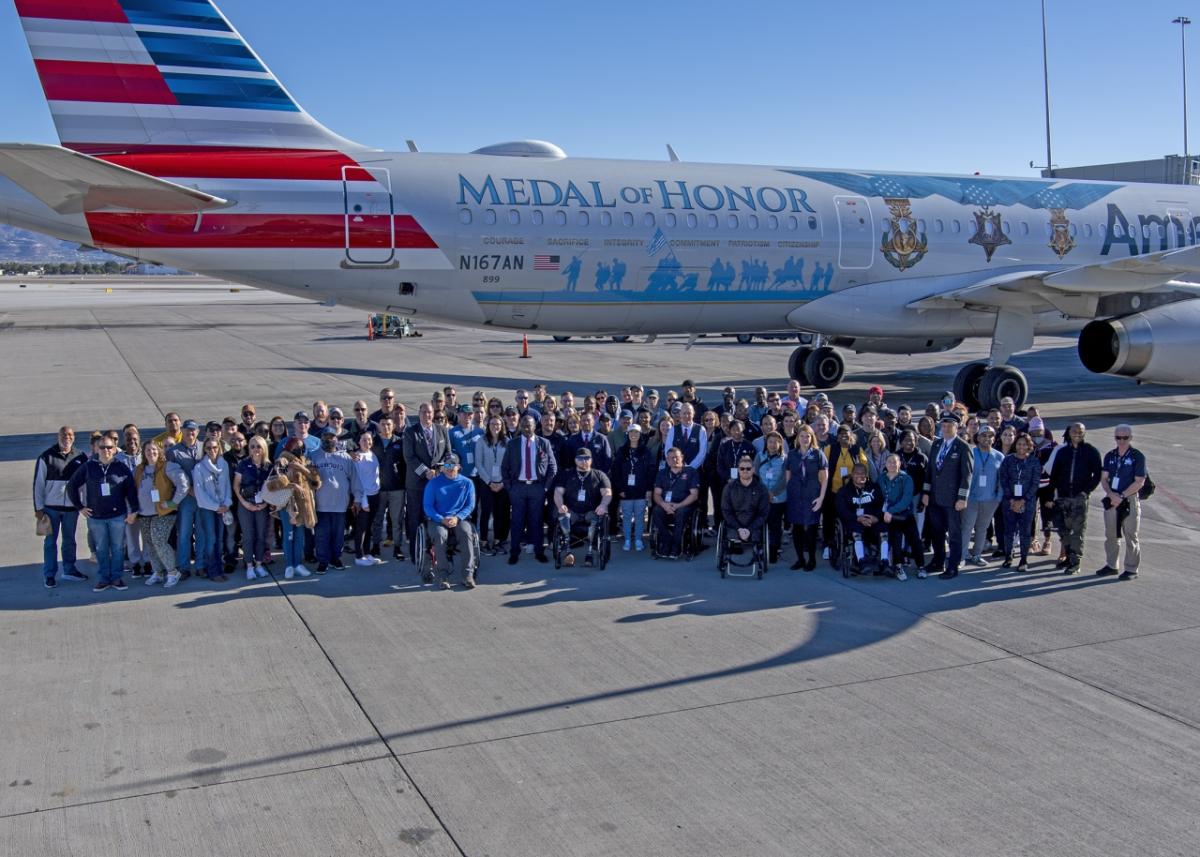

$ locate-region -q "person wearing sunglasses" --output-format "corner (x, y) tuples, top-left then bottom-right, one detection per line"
(34, 426), (89, 587)
(1097, 424), (1148, 580)
(193, 438), (232, 581)
(346, 400), (378, 447)
(67, 436), (138, 592)
(720, 454), (770, 556)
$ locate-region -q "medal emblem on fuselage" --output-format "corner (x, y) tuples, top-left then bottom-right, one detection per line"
(1047, 208), (1076, 259)
(880, 197), (928, 271)
(967, 206), (1012, 262)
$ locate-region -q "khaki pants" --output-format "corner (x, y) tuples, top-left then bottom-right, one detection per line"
(1103, 495), (1141, 572)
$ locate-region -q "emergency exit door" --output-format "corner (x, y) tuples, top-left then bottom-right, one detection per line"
(342, 166), (395, 265)
(835, 195), (874, 269)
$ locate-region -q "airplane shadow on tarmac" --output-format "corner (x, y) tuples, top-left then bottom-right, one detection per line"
(2, 548), (1115, 795)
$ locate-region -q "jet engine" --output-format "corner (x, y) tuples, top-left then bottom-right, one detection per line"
(1077, 299), (1200, 385)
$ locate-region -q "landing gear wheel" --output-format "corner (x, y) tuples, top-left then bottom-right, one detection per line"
(611, 335), (630, 343)
(736, 334), (753, 344)
(952, 361), (988, 412)
(979, 365), (1028, 411)
(788, 346), (813, 384)
(552, 335), (571, 343)
(804, 347), (845, 389)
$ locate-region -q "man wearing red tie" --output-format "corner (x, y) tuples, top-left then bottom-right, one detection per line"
(502, 415), (558, 565)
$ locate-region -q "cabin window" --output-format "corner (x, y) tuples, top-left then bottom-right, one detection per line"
(643, 212), (656, 227)
(934, 218), (944, 233)
(459, 209), (472, 225)
(599, 211), (611, 227)
(686, 213), (698, 228)
(622, 211), (634, 227)
(788, 216), (799, 230)
(1019, 221), (1029, 236)
(917, 219), (926, 234)
(1083, 223), (1093, 238)
(531, 210), (544, 226)
(767, 214), (779, 230)
(1001, 221), (1010, 235)
(727, 214), (739, 228)
(951, 219), (961, 234)
(483, 209), (497, 225)
(706, 213), (718, 228)
(577, 211), (589, 226)
(748, 214), (759, 229)
(508, 210), (520, 225)
(554, 210), (567, 226)
(1068, 223), (1077, 237)
(665, 212), (677, 228)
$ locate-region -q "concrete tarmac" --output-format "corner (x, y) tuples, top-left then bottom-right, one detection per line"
(2, 277), (1200, 856)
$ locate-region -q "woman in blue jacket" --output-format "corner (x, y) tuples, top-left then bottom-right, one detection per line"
(879, 453), (920, 578)
(998, 432), (1042, 572)
(785, 425), (827, 571)
(755, 431), (788, 564)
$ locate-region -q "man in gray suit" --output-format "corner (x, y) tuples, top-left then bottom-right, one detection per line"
(923, 413), (973, 579)
(403, 402), (450, 570)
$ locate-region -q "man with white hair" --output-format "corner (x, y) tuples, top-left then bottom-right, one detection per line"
(1096, 423), (1147, 581)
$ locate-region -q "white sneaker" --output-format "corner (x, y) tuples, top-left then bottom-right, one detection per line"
(164, 571), (181, 588)
(294, 565), (312, 577)
(916, 567), (928, 579)
(371, 556), (386, 565)
(895, 567), (908, 582)
(255, 564), (269, 578)
(145, 572), (163, 585)
(635, 540), (645, 551)
(355, 556), (372, 567)
(622, 540), (631, 551)
(284, 566), (295, 579)
(822, 547), (830, 560)
(246, 567), (256, 580)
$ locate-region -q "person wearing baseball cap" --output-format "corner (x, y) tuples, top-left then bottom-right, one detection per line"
(924, 411), (973, 579)
(422, 452), (478, 589)
(553, 447), (612, 568)
(449, 403), (483, 482)
(279, 411), (319, 459)
(165, 417), (205, 578)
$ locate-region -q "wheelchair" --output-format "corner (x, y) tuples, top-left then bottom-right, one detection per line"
(414, 506), (481, 584)
(832, 518), (887, 579)
(551, 511), (611, 570)
(715, 521), (769, 579)
(648, 505), (704, 560)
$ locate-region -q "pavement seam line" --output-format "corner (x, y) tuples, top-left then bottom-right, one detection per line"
(0, 754), (393, 821)
(268, 576), (472, 857)
(88, 308), (167, 421)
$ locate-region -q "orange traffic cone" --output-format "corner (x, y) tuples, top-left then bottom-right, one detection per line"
(519, 334), (530, 358)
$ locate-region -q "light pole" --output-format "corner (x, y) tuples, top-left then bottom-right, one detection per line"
(1173, 16), (1191, 184)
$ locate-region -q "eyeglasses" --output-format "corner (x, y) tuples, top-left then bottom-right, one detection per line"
(204, 445), (218, 451)
(331, 415), (344, 420)
(354, 407), (367, 412)
(242, 411), (255, 417)
(98, 445), (115, 451)
(1115, 435), (1131, 440)
(737, 466), (754, 471)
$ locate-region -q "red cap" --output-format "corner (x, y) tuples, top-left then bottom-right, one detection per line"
(868, 385), (884, 395)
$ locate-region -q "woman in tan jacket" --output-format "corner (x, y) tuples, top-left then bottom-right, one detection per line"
(266, 440), (321, 579)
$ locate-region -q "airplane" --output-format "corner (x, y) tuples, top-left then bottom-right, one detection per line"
(2, 0), (1199, 411)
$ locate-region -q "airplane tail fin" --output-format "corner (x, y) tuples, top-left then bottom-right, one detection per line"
(14, 0), (366, 154)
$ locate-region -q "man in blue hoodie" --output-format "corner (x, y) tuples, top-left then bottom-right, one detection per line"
(423, 454), (477, 589)
(67, 436), (138, 592)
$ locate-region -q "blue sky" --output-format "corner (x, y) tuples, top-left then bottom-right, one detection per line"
(0, 0), (1193, 176)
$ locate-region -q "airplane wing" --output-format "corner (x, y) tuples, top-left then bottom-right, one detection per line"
(0, 143), (228, 214)
(907, 246), (1200, 316)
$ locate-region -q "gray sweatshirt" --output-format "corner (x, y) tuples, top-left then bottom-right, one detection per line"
(310, 448), (365, 512)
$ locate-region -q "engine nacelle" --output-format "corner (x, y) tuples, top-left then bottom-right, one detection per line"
(828, 336), (963, 356)
(1077, 300), (1200, 385)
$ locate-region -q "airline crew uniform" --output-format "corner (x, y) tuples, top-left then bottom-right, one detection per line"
(565, 431), (613, 475)
(1100, 445), (1147, 578)
(652, 466), (700, 557)
(924, 421), (973, 578)
(998, 451), (1042, 568)
(501, 434), (557, 563)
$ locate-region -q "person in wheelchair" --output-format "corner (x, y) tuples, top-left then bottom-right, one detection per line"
(835, 463), (890, 575)
(652, 447), (700, 559)
(422, 454), (478, 589)
(552, 448), (612, 568)
(720, 454), (770, 554)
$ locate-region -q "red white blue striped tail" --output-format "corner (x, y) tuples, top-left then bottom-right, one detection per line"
(14, 0), (364, 154)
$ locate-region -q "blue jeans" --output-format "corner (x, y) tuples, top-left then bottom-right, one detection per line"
(42, 508), (79, 579)
(197, 509), (223, 575)
(87, 516), (126, 584)
(280, 508), (306, 568)
(175, 494), (198, 571)
(620, 498), (646, 543)
(315, 510), (345, 564)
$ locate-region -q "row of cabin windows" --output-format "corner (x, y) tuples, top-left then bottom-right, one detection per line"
(460, 208), (1187, 244)
(459, 208), (822, 233)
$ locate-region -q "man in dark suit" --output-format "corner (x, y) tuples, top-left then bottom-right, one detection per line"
(403, 401), (450, 567)
(502, 414), (558, 565)
(923, 412), (973, 579)
(565, 412), (613, 475)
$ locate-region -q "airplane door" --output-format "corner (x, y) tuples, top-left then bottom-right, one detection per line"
(1167, 208), (1193, 248)
(342, 166), (395, 265)
(834, 195), (874, 269)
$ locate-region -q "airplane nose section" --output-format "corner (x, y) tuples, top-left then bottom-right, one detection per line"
(787, 284), (898, 335)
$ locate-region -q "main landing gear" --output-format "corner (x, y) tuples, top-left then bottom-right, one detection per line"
(953, 362), (1028, 411)
(787, 342), (845, 389)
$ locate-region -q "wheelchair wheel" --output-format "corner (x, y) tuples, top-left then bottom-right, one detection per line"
(716, 522), (728, 577)
(596, 519), (611, 570)
(760, 525), (770, 576)
(415, 525), (434, 582)
(552, 524), (564, 569)
(830, 519), (846, 572)
(682, 510), (702, 560)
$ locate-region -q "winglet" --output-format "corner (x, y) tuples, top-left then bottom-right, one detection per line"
(666, 144), (680, 162)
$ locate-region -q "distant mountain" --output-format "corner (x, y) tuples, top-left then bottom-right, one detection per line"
(0, 224), (124, 263)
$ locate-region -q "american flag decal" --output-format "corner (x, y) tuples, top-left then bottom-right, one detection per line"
(533, 255), (560, 270)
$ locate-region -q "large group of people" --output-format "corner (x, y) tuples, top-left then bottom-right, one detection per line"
(31, 379), (1150, 593)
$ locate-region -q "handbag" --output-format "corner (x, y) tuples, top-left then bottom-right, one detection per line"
(260, 465), (294, 508)
(35, 512), (51, 537)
